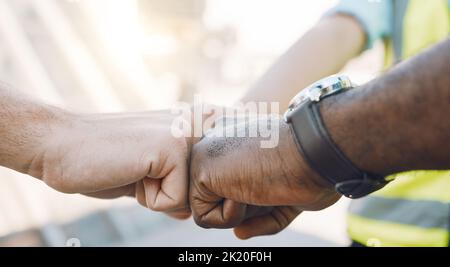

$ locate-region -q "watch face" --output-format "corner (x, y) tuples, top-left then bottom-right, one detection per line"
(284, 75), (353, 122)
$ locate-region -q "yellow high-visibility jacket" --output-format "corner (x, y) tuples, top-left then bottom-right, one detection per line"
(342, 0), (450, 247)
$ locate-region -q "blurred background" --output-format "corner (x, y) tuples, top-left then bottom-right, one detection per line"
(0, 0), (383, 246)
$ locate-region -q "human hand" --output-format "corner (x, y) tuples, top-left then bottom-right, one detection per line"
(27, 110), (193, 218)
(189, 114), (341, 238)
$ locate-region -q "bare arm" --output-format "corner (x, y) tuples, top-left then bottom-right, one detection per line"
(321, 37), (450, 176)
(0, 85), (193, 217)
(241, 14), (365, 110)
(190, 37), (450, 238)
(0, 85), (68, 173)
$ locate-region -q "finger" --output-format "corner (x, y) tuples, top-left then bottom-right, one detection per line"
(165, 209), (192, 220)
(144, 162), (189, 212)
(136, 178), (192, 219)
(233, 206), (302, 240)
(83, 183), (136, 199)
(243, 205), (274, 219)
(189, 167), (246, 228)
(191, 196), (248, 229)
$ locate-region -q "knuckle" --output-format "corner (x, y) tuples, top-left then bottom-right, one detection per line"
(196, 170), (211, 188)
(139, 153), (159, 176)
(191, 160), (212, 188)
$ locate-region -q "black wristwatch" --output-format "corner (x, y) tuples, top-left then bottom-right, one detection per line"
(284, 75), (389, 199)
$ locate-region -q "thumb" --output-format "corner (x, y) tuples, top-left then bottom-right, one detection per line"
(141, 162), (189, 212)
(234, 206), (302, 239)
(135, 150), (190, 212)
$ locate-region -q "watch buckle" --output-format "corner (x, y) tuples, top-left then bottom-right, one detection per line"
(335, 175), (388, 199)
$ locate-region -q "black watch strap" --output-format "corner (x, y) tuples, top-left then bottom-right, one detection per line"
(288, 101), (388, 199)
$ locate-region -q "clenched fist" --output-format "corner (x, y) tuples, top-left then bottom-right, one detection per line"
(26, 110), (193, 218)
(189, 114), (341, 238)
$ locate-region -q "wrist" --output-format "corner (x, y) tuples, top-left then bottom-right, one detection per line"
(280, 119), (341, 208)
(280, 119), (336, 191)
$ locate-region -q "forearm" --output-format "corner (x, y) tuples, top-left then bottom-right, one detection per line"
(321, 38), (450, 176)
(241, 15), (365, 110)
(0, 84), (70, 173)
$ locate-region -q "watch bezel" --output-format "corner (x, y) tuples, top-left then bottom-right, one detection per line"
(284, 75), (354, 122)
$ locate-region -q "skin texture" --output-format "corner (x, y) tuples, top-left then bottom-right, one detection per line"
(321, 37), (450, 176)
(187, 14), (367, 238)
(190, 116), (341, 238)
(0, 13), (364, 231)
(1, 11), (448, 240)
(190, 37), (450, 238)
